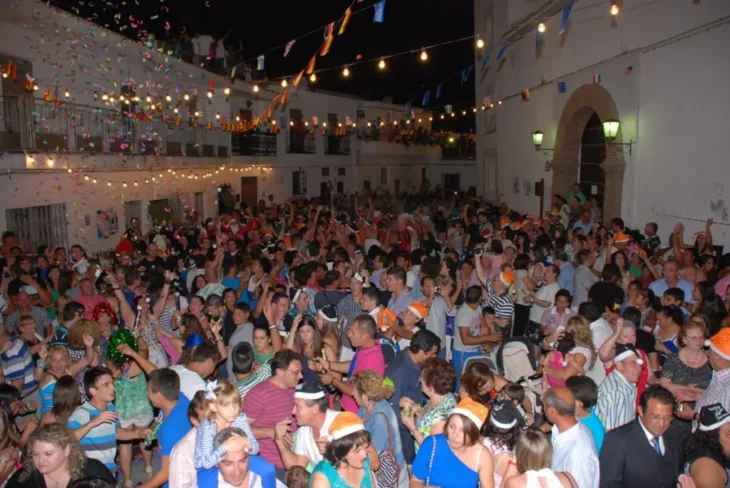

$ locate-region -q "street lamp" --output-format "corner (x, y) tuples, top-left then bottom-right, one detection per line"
(602, 119), (633, 154)
(532, 131), (553, 150)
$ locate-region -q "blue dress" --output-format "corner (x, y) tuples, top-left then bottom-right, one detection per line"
(310, 457), (374, 488)
(40, 378), (56, 416)
(412, 434), (480, 488)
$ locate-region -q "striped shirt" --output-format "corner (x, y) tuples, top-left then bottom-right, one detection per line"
(335, 294), (363, 350)
(236, 362), (272, 400)
(551, 422), (599, 488)
(483, 279), (514, 332)
(193, 413), (259, 469)
(595, 369), (637, 431)
(243, 379), (297, 469)
(1, 339), (37, 397)
(694, 368), (730, 430)
(68, 402), (120, 472)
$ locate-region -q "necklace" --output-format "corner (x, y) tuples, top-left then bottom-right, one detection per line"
(682, 348), (704, 366)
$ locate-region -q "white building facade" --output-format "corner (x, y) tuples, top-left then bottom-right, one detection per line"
(474, 0), (730, 245)
(0, 0), (476, 253)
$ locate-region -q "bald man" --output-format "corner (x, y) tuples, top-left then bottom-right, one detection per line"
(544, 387), (599, 488)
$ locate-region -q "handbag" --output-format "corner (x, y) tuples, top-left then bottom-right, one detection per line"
(374, 412), (400, 488)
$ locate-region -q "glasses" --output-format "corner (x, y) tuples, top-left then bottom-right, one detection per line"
(646, 414), (673, 423)
(287, 368), (302, 376)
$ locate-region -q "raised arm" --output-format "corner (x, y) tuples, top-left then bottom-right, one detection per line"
(706, 219), (714, 249)
(598, 319), (622, 362)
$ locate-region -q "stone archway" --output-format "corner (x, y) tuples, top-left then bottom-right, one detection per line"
(551, 84), (626, 221)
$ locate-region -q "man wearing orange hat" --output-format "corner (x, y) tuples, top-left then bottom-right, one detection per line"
(688, 328), (730, 426)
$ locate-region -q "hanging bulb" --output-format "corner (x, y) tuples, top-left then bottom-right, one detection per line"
(451, 113), (455, 117)
(342, 67), (350, 78)
(165, 94), (172, 102)
(420, 50), (428, 62)
(378, 59), (386, 70)
(93, 178), (98, 184)
(194, 111), (200, 117)
(134, 181), (138, 186)
(207, 91), (213, 98)
(84, 174), (90, 181)
(440, 114), (445, 120)
(429, 116), (433, 121)
(236, 116), (241, 122)
(146, 96), (152, 103)
(462, 110), (467, 115)
(123, 182), (127, 188)
(173, 107), (178, 114)
(63, 90), (70, 98)
(67, 168), (72, 173)
(538, 23), (546, 33)
(107, 181), (112, 187)
(309, 73), (317, 83)
(610, 3), (620, 15)
(183, 93), (190, 101)
(281, 79), (288, 88)
(476, 38), (485, 49)
(102, 94), (109, 101)
(253, 84), (259, 93)
(216, 113), (220, 120)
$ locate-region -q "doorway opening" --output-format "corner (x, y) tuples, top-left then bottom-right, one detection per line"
(578, 112), (606, 212)
(240, 177), (258, 209)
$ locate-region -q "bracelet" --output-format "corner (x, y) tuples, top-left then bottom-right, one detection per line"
(113, 287), (121, 291)
(268, 325), (277, 330)
(35, 360), (48, 369)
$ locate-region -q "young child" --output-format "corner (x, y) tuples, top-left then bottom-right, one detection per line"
(252, 326), (274, 367)
(37, 337), (95, 417)
(566, 376), (605, 453)
(541, 332), (576, 387)
(193, 380), (259, 470)
(500, 382), (534, 426)
(285, 465), (310, 488)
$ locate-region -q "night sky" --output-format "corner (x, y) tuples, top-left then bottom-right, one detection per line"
(49, 0), (476, 131)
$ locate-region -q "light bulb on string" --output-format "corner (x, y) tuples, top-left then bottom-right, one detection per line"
(281, 79), (288, 88)
(419, 50), (428, 62)
(451, 113), (455, 118)
(610, 3), (620, 15)
(538, 23), (546, 33)
(107, 181), (112, 187)
(102, 94), (108, 101)
(183, 93), (190, 101)
(93, 178), (98, 184)
(462, 110), (467, 116)
(224, 87), (231, 95)
(440, 114), (445, 120)
(476, 38), (485, 49)
(378, 59), (386, 70)
(216, 113), (220, 120)
(342, 67), (350, 78)
(173, 108), (178, 114)
(207, 91), (213, 98)
(309, 73), (317, 83)
(165, 95), (172, 102)
(429, 116), (433, 121)
(146, 96), (152, 103)
(67, 168), (72, 173)
(84, 175), (90, 181)
(123, 182), (127, 188)
(253, 84), (259, 93)
(47, 157), (54, 167)
(64, 90), (70, 98)
(134, 181), (138, 186)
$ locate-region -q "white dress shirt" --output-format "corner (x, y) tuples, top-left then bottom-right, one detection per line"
(551, 422), (600, 488)
(638, 417), (665, 455)
(169, 427), (197, 488)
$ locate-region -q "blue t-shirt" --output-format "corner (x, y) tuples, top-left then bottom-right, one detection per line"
(158, 393), (193, 488)
(580, 411), (605, 454)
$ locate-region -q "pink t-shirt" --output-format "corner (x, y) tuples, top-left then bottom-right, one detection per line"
(341, 344), (385, 413)
(158, 335), (181, 365)
(715, 276), (730, 301)
(77, 294), (108, 320)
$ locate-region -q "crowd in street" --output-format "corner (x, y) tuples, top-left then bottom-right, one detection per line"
(0, 186), (729, 488)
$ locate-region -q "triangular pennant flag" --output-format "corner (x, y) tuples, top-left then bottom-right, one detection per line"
(422, 90), (431, 106)
(405, 101), (412, 118)
(536, 30), (544, 48)
(325, 22), (334, 38)
(320, 34), (334, 56)
(339, 7), (352, 35)
(521, 89), (531, 101)
(445, 105), (453, 114)
(480, 55), (491, 73)
(306, 56), (317, 75)
(560, 4), (573, 35)
(558, 81), (567, 93)
(435, 84), (442, 99)
(593, 73), (601, 84)
(284, 40), (296, 57)
(280, 89), (289, 107)
(293, 70), (304, 88)
(496, 44), (509, 61)
(373, 0), (386, 23)
(257, 55), (265, 70)
(461, 66), (474, 85)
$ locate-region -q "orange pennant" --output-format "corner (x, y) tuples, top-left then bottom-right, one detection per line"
(305, 56), (317, 75)
(320, 35), (334, 56)
(280, 89), (289, 107)
(339, 7), (352, 36)
(293, 70), (304, 88)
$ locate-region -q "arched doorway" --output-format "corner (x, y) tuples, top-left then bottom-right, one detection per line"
(579, 112), (606, 211)
(551, 84), (626, 221)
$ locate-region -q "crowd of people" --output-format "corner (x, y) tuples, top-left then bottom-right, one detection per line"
(0, 187), (729, 488)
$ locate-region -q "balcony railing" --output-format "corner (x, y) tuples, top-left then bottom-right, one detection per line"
(441, 144), (476, 160)
(232, 131), (278, 156)
(0, 95), (231, 157)
(287, 130), (316, 154)
(324, 134), (351, 155)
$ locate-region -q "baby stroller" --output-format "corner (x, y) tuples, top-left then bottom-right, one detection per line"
(496, 337), (544, 416)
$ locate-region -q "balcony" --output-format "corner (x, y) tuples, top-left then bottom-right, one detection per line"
(324, 134), (351, 155)
(0, 95), (231, 157)
(441, 136), (476, 160)
(232, 131), (278, 156)
(287, 130), (316, 154)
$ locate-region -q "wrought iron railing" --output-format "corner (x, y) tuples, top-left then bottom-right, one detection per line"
(232, 131), (278, 156)
(286, 130), (316, 154)
(324, 134), (351, 155)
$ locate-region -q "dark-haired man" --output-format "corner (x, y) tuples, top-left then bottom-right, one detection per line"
(386, 265), (414, 315)
(68, 367), (150, 474)
(231, 342), (272, 399)
(141, 368), (192, 488)
(50, 300), (85, 346)
(599, 386), (682, 488)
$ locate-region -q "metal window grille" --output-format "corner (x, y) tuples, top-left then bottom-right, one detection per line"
(6, 203), (68, 252)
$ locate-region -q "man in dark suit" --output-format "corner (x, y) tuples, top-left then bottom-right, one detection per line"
(600, 385), (684, 488)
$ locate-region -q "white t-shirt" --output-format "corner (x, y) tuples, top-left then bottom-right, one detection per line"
(529, 282), (561, 323)
(171, 365), (206, 400)
(453, 303), (482, 353)
(292, 409), (339, 469)
(195, 35), (214, 57)
(364, 238), (381, 255)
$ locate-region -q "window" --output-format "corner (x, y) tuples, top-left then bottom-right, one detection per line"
(292, 170), (307, 195)
(363, 180), (371, 191)
(337, 181), (344, 193)
(380, 167), (387, 184)
(338, 167), (345, 176)
(6, 203), (68, 252)
(322, 167), (330, 176)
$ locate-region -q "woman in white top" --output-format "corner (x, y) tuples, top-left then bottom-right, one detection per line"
(504, 430), (576, 488)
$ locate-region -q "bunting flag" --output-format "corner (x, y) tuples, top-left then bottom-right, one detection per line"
(284, 40), (296, 57)
(42, 89), (52, 102)
(346, 115), (352, 126)
(593, 73), (601, 84)
(422, 90), (431, 106)
(558, 81), (567, 93)
(435, 84), (442, 99)
(445, 104), (453, 114)
(257, 55), (265, 70)
(521, 89), (531, 101)
(484, 97), (492, 107)
(312, 116), (318, 126)
(536, 30), (544, 48)
(321, 25), (335, 56)
(339, 7), (352, 35)
(305, 56), (317, 75)
(405, 101), (412, 118)
(496, 44), (509, 61)
(460, 66), (474, 85)
(325, 22), (334, 37)
(207, 121), (213, 129)
(373, 0), (386, 23)
(560, 4), (573, 34)
(293, 70), (304, 88)
(481, 55), (491, 73)
(280, 88), (289, 107)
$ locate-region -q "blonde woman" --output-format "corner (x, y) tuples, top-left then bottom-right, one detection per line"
(503, 430), (576, 488)
(542, 316), (597, 384)
(352, 370), (406, 488)
(6, 423), (115, 488)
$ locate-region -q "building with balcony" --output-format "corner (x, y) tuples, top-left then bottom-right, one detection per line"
(474, 0), (730, 243)
(0, 0), (479, 253)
